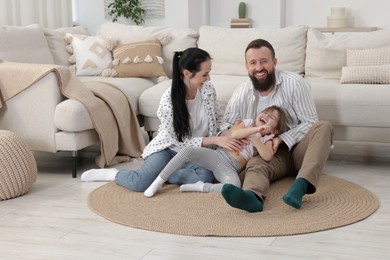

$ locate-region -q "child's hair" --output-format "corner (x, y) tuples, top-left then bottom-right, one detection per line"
(171, 48), (211, 142)
(262, 105), (287, 134)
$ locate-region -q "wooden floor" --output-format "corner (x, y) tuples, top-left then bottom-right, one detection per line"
(1, 149), (389, 259)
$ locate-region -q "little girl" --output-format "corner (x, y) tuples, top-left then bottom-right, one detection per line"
(144, 105), (286, 197)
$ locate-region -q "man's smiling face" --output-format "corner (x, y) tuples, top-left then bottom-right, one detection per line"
(245, 47), (277, 92)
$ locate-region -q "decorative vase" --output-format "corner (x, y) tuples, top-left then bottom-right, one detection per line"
(327, 7), (348, 28)
(239, 2), (246, 19)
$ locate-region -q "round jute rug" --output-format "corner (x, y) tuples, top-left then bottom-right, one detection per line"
(87, 175), (379, 237)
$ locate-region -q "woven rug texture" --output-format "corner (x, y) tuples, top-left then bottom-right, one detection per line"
(87, 175), (379, 237)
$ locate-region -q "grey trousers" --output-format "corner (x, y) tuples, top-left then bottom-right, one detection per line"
(159, 146), (241, 191)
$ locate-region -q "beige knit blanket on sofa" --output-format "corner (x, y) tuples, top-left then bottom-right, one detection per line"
(0, 60), (145, 167)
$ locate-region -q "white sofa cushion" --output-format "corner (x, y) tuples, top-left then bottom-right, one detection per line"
(0, 24), (54, 64)
(305, 29), (390, 79)
(207, 75), (249, 113)
(139, 80), (172, 119)
(197, 25), (308, 76)
(54, 99), (94, 132)
(308, 78), (390, 128)
(44, 26), (90, 66)
(97, 22), (199, 78)
(80, 76), (157, 115)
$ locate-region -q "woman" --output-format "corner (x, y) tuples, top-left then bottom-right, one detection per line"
(81, 47), (244, 192)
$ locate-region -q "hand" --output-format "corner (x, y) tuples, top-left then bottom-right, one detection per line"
(214, 135), (247, 152)
(259, 125), (271, 135)
(272, 136), (283, 151)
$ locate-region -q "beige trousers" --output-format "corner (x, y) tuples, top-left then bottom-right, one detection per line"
(240, 121), (334, 200)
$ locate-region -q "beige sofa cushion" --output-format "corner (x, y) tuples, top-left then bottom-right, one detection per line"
(111, 39), (166, 78)
(197, 25), (308, 76)
(0, 24), (54, 64)
(305, 29), (390, 79)
(44, 26), (90, 66)
(97, 22), (199, 78)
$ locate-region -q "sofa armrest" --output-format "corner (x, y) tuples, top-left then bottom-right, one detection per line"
(0, 72), (64, 152)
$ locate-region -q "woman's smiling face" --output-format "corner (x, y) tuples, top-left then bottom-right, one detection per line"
(189, 59), (212, 88)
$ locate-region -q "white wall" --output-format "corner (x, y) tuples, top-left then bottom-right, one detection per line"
(285, 0), (390, 30)
(73, 0), (202, 34)
(208, 0), (390, 30)
(73, 0), (390, 34)
(209, 0), (283, 29)
(73, 0), (106, 33)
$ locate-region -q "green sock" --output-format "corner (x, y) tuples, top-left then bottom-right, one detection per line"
(282, 178), (309, 209)
(221, 184), (263, 212)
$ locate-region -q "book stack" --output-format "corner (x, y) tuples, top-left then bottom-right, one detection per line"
(230, 18), (252, 28)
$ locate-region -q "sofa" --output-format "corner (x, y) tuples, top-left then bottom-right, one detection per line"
(1, 22), (390, 177)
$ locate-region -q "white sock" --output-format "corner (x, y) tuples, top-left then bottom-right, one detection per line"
(144, 176), (166, 197)
(80, 168), (118, 182)
(180, 181), (205, 192)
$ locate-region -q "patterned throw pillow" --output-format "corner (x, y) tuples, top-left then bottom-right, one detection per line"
(68, 34), (113, 76)
(110, 39), (166, 78)
(341, 48), (390, 84)
(341, 65), (390, 84)
(346, 47), (390, 66)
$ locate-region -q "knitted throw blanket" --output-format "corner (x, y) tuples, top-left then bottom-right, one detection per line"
(0, 60), (145, 167)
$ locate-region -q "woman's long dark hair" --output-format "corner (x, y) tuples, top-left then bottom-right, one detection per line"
(171, 48), (211, 142)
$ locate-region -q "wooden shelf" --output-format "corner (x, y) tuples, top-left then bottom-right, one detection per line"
(314, 27), (378, 33)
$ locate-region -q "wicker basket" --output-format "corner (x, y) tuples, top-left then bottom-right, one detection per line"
(0, 130), (37, 200)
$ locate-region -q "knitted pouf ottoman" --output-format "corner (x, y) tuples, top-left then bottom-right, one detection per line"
(0, 130), (37, 200)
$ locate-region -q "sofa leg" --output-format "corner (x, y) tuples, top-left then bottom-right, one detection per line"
(71, 150), (78, 178)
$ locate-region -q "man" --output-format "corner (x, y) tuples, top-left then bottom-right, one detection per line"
(221, 39), (334, 212)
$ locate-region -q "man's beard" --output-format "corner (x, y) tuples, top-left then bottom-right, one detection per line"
(249, 69), (276, 92)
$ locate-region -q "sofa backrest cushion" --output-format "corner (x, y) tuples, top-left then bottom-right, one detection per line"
(44, 26), (90, 66)
(0, 24), (54, 64)
(197, 25), (308, 76)
(97, 22), (199, 78)
(305, 28), (390, 79)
